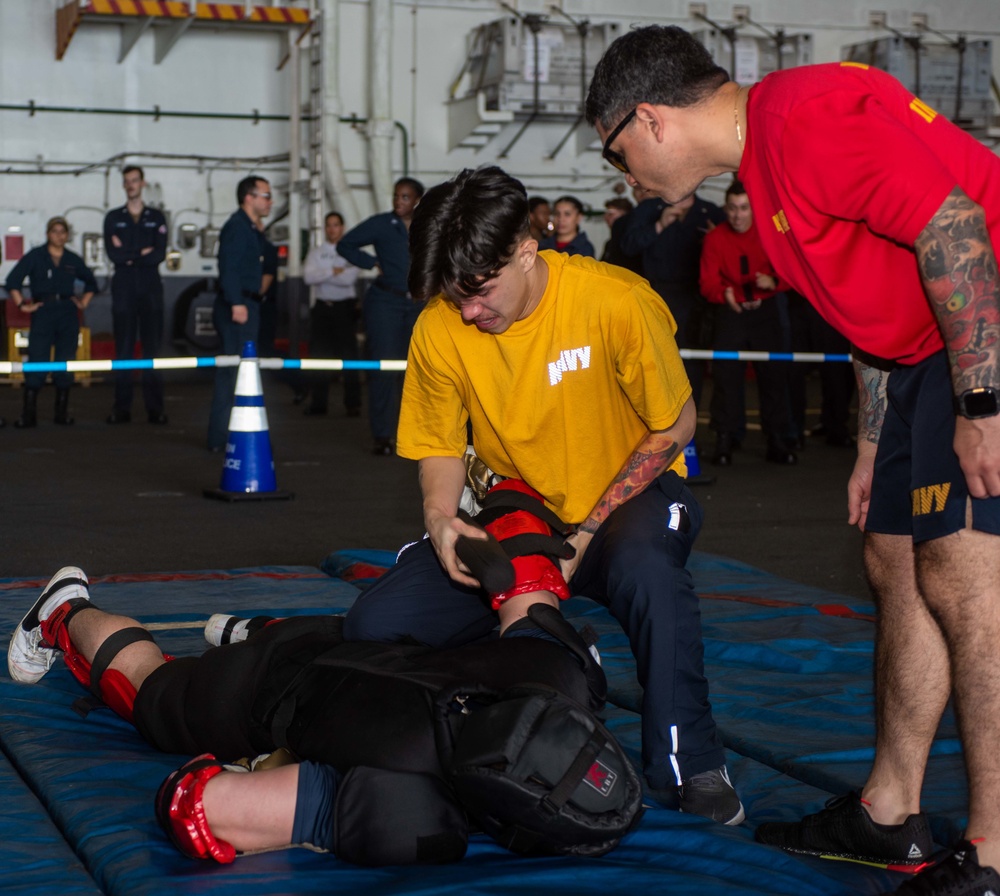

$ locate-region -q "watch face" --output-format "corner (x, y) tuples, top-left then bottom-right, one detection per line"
(960, 388), (1000, 419)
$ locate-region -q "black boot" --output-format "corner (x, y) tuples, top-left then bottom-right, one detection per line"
(15, 388), (38, 429)
(54, 388), (74, 426)
(711, 432), (734, 466)
(765, 440), (798, 465)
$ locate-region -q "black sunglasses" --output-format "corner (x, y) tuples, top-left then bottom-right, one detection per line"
(601, 107), (638, 174)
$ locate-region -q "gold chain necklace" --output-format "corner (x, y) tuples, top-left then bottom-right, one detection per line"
(734, 87), (744, 149)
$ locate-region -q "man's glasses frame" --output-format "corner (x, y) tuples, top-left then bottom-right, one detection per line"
(601, 107), (638, 174)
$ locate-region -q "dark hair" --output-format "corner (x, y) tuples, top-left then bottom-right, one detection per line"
(528, 196), (550, 214)
(605, 197), (634, 213)
(408, 166), (530, 302)
(553, 195), (585, 215)
(586, 26), (729, 130)
(122, 165), (144, 180)
(394, 177), (425, 199)
(725, 178), (747, 200)
(325, 211), (345, 225)
(237, 175), (268, 206)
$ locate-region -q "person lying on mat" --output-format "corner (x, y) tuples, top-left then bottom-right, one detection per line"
(7, 537), (639, 865)
(340, 165), (743, 825)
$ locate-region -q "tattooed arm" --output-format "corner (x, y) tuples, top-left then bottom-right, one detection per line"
(560, 396), (696, 582)
(847, 359), (888, 530)
(915, 186), (1000, 498)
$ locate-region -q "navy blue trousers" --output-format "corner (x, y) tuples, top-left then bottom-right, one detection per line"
(24, 301), (78, 390)
(309, 299), (360, 412)
(111, 276), (165, 414)
(343, 471), (724, 788)
(362, 287), (420, 441)
(207, 299), (260, 451)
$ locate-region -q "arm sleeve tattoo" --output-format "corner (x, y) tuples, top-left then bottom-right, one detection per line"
(577, 435), (682, 535)
(853, 359), (887, 446)
(915, 186), (1000, 394)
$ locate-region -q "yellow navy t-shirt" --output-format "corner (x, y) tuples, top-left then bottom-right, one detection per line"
(397, 250), (691, 524)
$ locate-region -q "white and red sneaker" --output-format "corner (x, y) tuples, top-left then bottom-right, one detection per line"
(7, 566), (89, 683)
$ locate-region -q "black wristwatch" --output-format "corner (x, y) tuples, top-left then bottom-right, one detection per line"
(954, 387), (1000, 419)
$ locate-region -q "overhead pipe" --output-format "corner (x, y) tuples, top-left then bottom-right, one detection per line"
(288, 32), (304, 277)
(0, 100), (293, 123)
(321, 0), (361, 223)
(0, 102), (409, 179)
(286, 30), (305, 358)
(368, 0), (395, 207)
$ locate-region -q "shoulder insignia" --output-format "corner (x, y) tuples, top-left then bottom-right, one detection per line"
(909, 97), (938, 123)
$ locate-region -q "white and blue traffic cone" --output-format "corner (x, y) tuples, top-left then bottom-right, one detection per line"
(684, 438), (715, 486)
(204, 341), (293, 502)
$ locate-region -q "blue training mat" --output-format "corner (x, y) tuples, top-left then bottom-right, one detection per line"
(0, 554), (965, 895)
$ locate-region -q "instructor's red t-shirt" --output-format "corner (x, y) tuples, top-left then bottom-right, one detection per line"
(739, 62), (1000, 364)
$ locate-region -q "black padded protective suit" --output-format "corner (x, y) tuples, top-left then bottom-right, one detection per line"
(135, 614), (641, 861)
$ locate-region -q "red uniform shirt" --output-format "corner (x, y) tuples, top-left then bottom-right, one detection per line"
(699, 220), (782, 305)
(739, 62), (1000, 364)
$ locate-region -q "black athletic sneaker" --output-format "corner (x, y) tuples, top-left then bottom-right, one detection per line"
(679, 766), (746, 825)
(890, 840), (1000, 894)
(755, 792), (933, 872)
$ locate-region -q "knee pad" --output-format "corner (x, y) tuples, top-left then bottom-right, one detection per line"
(155, 754), (236, 863)
(334, 767), (468, 866)
(469, 480), (575, 610)
(59, 626), (160, 725)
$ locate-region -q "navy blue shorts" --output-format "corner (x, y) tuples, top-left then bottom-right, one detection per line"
(866, 349), (1000, 543)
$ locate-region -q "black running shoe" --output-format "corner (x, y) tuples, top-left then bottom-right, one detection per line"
(755, 792), (933, 872)
(890, 840), (1000, 894)
(679, 766), (746, 825)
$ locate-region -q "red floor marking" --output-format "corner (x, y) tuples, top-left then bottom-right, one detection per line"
(699, 591), (876, 623)
(817, 603), (876, 622)
(0, 570), (327, 591)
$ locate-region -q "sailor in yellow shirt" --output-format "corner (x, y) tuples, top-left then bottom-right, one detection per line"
(343, 166), (743, 826)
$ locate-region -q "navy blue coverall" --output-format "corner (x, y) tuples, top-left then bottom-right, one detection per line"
(337, 212), (420, 444)
(621, 196), (724, 408)
(5, 246), (98, 390)
(103, 205), (168, 417)
(207, 208), (263, 451)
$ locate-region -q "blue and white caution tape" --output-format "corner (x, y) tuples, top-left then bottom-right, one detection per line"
(0, 357), (411, 374)
(0, 351), (850, 375)
(680, 350), (852, 363)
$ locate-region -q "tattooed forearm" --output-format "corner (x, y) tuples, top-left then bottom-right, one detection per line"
(915, 186), (1000, 392)
(577, 436), (681, 535)
(853, 359), (887, 446)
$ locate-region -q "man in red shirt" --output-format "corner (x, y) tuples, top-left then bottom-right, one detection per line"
(587, 24), (1000, 896)
(699, 178), (795, 466)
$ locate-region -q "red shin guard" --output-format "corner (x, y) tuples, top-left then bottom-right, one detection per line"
(495, 554), (571, 609)
(480, 480), (572, 610)
(41, 607), (156, 725)
(156, 755), (237, 863)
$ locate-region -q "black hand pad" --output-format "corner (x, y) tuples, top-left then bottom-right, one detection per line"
(455, 534), (516, 594)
